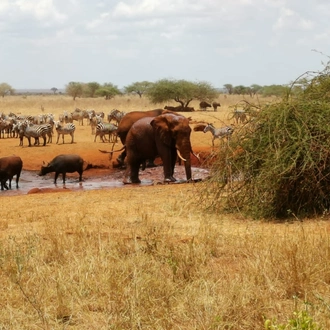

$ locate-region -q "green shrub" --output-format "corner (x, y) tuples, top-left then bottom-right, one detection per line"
(265, 310), (322, 330)
(200, 66), (330, 219)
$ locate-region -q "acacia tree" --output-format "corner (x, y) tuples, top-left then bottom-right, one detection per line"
(85, 82), (101, 98)
(250, 84), (262, 96)
(0, 83), (14, 97)
(233, 85), (248, 95)
(50, 87), (58, 94)
(124, 81), (153, 98)
(223, 84), (234, 95)
(260, 85), (290, 97)
(147, 79), (218, 107)
(95, 83), (122, 100)
(65, 82), (84, 100)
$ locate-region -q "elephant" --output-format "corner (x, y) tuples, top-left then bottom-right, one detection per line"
(115, 108), (177, 167)
(123, 112), (198, 184)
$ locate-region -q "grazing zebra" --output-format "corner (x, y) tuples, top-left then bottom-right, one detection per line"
(54, 121), (76, 144)
(203, 123), (234, 146)
(107, 109), (126, 125)
(18, 121), (49, 146)
(71, 108), (89, 125)
(94, 123), (118, 143)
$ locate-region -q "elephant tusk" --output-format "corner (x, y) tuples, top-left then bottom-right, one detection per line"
(177, 149), (187, 162)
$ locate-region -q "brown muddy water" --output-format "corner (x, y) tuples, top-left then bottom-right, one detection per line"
(1, 166), (210, 196)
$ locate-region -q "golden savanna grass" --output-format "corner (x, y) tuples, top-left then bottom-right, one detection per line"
(0, 94), (330, 329)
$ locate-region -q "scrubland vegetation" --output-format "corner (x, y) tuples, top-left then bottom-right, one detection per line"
(0, 91), (330, 329)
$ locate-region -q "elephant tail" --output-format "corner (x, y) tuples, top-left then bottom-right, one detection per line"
(191, 149), (200, 162)
(99, 146), (125, 160)
(99, 146), (125, 154)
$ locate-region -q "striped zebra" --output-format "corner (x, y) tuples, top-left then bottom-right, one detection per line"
(90, 114), (103, 135)
(41, 123), (53, 144)
(54, 120), (76, 144)
(203, 123), (234, 147)
(0, 119), (13, 138)
(18, 121), (50, 146)
(107, 109), (126, 125)
(71, 108), (89, 126)
(94, 122), (118, 143)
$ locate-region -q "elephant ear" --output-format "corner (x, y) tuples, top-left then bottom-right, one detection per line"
(150, 115), (172, 146)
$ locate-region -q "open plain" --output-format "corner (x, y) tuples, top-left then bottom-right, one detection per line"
(0, 94), (330, 329)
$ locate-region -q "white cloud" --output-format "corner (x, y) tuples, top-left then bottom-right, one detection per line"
(15, 0), (67, 23)
(0, 1), (10, 13)
(112, 0), (219, 19)
(273, 7), (313, 31)
(314, 32), (330, 41)
(0, 0), (328, 89)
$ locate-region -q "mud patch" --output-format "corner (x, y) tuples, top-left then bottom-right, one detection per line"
(1, 166), (210, 196)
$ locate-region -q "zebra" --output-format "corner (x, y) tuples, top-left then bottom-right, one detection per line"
(11, 122), (20, 138)
(0, 119), (13, 138)
(90, 114), (103, 135)
(233, 110), (247, 124)
(60, 111), (73, 124)
(18, 121), (49, 146)
(203, 123), (234, 147)
(71, 108), (89, 125)
(54, 121), (76, 144)
(107, 109), (126, 125)
(39, 123), (53, 144)
(94, 123), (118, 143)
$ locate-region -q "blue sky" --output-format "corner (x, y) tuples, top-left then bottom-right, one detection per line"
(1, 0), (329, 89)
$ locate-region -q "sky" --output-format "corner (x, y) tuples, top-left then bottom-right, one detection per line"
(1, 0), (330, 90)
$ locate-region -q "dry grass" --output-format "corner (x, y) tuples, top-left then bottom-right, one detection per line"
(0, 94), (330, 329)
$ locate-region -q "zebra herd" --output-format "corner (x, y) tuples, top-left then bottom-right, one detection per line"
(0, 108), (126, 146)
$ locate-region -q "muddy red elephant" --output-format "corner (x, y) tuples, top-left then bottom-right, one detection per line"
(115, 108), (176, 167)
(123, 112), (198, 184)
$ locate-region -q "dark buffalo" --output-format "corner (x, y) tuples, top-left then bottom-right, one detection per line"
(0, 170), (10, 190)
(212, 102), (221, 111)
(199, 101), (212, 111)
(164, 105), (195, 112)
(39, 154), (84, 184)
(0, 156), (23, 190)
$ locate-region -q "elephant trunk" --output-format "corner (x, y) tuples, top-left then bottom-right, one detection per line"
(184, 158), (192, 181)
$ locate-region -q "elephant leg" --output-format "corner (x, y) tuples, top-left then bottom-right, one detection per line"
(117, 150), (126, 166)
(123, 160), (141, 184)
(162, 150), (177, 182)
(170, 148), (177, 176)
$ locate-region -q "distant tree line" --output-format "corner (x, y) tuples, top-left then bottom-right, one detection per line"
(64, 79), (219, 107)
(223, 83), (294, 97)
(0, 79), (300, 103)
